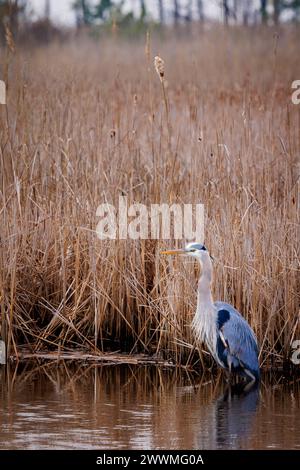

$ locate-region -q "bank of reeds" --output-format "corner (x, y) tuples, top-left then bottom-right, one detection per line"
(0, 27), (299, 369)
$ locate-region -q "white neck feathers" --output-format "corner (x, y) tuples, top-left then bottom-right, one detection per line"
(191, 253), (216, 354)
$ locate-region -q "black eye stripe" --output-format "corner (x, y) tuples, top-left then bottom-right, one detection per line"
(187, 244), (208, 252)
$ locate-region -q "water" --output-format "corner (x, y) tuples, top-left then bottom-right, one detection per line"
(1, 362), (300, 449)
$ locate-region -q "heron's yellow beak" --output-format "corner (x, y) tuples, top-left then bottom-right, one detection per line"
(160, 249), (186, 255)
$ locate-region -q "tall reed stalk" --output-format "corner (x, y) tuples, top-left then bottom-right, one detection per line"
(0, 27), (299, 368)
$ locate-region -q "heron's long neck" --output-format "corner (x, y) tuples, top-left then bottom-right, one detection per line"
(197, 255), (214, 311)
(192, 254), (216, 349)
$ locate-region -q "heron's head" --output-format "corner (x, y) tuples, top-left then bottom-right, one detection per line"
(160, 242), (211, 261)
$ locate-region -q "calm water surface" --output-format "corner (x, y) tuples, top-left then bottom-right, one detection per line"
(1, 362), (300, 449)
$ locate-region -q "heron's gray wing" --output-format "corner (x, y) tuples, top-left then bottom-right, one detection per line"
(214, 301), (259, 374)
(214, 301), (244, 319)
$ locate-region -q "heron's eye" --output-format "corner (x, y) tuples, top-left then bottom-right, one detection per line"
(190, 249), (196, 252)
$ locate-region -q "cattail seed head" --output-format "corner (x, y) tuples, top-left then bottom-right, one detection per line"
(145, 31), (151, 61)
(4, 24), (15, 53)
(111, 18), (117, 35)
(154, 56), (165, 82)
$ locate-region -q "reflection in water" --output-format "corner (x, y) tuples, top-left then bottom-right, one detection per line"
(177, 380), (260, 449)
(215, 383), (259, 449)
(0, 362), (299, 449)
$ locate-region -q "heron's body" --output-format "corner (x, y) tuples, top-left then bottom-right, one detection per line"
(192, 300), (259, 381)
(161, 243), (260, 383)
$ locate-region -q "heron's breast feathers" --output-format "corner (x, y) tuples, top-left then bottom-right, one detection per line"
(191, 305), (218, 355)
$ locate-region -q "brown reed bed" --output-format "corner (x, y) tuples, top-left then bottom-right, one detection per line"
(0, 26), (299, 369)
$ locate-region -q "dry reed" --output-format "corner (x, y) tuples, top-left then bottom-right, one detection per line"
(0, 26), (299, 369)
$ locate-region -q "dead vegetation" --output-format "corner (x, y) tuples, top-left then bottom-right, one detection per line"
(0, 27), (299, 369)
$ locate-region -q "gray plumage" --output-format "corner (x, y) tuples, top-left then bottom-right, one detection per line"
(161, 242), (260, 383)
(214, 301), (259, 381)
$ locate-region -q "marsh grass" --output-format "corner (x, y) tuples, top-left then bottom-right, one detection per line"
(0, 27), (299, 368)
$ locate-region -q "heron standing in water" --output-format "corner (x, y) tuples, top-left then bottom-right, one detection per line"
(161, 243), (260, 383)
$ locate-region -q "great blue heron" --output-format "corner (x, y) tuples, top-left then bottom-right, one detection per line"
(161, 242), (260, 383)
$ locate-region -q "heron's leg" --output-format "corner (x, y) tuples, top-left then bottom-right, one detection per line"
(224, 370), (231, 383)
(242, 379), (256, 393)
(227, 355), (232, 379)
(224, 365), (234, 385)
(243, 368), (256, 388)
